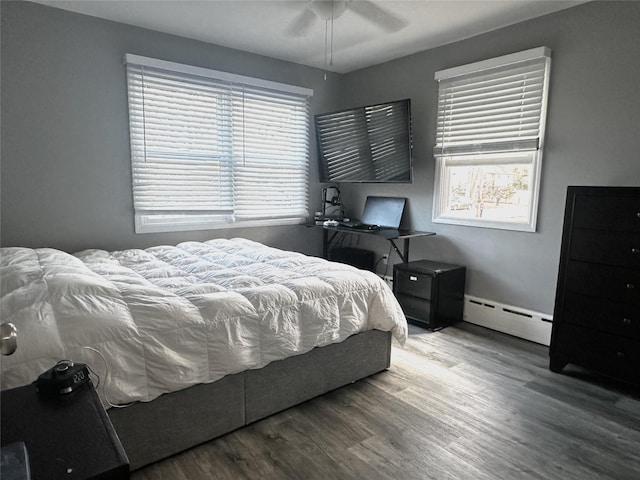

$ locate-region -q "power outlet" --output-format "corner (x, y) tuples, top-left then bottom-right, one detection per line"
(382, 254), (389, 265)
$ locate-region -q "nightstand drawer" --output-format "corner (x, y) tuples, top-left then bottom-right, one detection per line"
(572, 194), (640, 232)
(563, 292), (640, 340)
(394, 270), (432, 301)
(565, 261), (640, 306)
(396, 293), (432, 324)
(570, 229), (640, 268)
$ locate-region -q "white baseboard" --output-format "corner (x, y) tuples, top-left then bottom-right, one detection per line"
(463, 294), (553, 346)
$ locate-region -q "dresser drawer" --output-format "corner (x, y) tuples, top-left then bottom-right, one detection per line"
(565, 261), (640, 306)
(562, 292), (640, 340)
(570, 229), (640, 268)
(572, 194), (640, 232)
(553, 324), (640, 383)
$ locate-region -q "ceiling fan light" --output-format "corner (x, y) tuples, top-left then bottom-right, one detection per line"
(311, 0), (348, 21)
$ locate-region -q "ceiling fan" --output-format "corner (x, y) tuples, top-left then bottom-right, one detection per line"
(285, 0), (408, 38)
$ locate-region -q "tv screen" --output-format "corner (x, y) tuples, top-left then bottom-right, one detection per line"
(315, 99), (413, 183)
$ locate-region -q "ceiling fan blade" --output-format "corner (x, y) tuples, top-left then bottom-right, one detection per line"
(348, 0), (409, 33)
(285, 8), (318, 37)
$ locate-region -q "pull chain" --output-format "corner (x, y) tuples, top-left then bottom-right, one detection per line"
(329, 0), (334, 66)
(323, 0), (336, 79)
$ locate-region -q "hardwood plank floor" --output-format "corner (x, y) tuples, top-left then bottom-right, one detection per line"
(131, 323), (640, 480)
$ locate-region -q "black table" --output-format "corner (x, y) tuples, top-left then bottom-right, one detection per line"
(314, 224), (436, 263)
(1, 382), (129, 480)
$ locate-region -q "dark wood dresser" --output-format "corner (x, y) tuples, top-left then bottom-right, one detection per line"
(550, 186), (640, 386)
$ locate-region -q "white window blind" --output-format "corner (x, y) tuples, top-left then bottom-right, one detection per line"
(125, 54), (312, 233)
(434, 47), (551, 157)
(432, 47), (551, 232)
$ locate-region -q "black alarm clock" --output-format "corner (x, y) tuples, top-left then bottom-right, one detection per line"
(36, 360), (90, 397)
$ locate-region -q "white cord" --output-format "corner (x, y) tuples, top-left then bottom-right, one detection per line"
(81, 346), (135, 409)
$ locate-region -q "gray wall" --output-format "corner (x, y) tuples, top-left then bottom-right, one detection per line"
(2, 1), (640, 316)
(337, 0), (640, 314)
(1, 1), (340, 254)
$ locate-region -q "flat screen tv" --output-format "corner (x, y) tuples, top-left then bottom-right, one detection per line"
(315, 99), (413, 183)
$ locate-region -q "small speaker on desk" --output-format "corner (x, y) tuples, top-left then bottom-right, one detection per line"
(328, 247), (375, 271)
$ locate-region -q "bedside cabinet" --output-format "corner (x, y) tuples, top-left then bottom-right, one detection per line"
(1, 382), (130, 480)
(393, 260), (466, 329)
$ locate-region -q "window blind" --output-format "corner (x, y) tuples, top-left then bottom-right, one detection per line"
(232, 87), (310, 220)
(434, 47), (551, 157)
(125, 55), (311, 230)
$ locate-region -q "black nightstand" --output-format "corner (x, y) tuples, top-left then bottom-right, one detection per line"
(393, 260), (466, 329)
(1, 382), (129, 480)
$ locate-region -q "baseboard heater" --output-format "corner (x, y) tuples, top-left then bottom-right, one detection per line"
(463, 294), (552, 346)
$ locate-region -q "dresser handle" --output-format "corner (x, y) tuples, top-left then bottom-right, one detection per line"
(617, 351), (626, 359)
(633, 248), (640, 255)
(623, 317), (632, 325)
(627, 283), (636, 290)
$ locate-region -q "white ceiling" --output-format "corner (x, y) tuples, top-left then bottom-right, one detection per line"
(29, 0), (583, 73)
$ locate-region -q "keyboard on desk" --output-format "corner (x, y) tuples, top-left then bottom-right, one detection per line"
(339, 221), (380, 231)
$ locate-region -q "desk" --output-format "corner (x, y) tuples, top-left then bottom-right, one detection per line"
(315, 225), (435, 263)
(1, 382), (129, 480)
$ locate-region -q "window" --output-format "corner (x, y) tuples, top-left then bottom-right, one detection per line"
(432, 47), (551, 232)
(125, 54), (312, 233)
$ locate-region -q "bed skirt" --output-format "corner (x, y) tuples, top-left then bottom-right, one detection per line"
(108, 329), (392, 470)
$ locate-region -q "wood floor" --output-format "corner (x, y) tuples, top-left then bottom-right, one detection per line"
(131, 323), (640, 480)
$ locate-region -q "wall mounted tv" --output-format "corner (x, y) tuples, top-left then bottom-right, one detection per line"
(315, 98), (413, 183)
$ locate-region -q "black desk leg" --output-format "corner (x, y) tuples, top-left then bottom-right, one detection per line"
(388, 239), (408, 263)
(323, 229), (329, 259)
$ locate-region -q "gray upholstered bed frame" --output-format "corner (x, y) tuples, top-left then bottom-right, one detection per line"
(108, 329), (392, 470)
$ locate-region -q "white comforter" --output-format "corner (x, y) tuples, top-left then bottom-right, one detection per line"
(1, 238), (407, 405)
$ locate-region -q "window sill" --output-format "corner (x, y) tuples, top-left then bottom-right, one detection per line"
(135, 215), (306, 234)
(433, 216), (536, 233)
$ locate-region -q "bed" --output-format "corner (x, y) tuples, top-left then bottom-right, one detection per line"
(0, 238), (407, 469)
